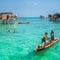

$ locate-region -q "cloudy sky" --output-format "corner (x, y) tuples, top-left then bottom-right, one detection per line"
(0, 0), (60, 17)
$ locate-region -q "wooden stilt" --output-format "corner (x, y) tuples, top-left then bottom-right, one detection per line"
(14, 21), (17, 33)
(8, 19), (10, 32)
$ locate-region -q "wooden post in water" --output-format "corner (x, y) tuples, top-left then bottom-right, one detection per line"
(14, 20), (17, 33)
(8, 19), (10, 32)
(7, 15), (10, 32)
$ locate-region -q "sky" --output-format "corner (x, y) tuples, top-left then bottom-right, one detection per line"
(0, 0), (60, 17)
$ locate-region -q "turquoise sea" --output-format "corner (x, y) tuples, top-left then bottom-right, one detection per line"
(0, 17), (60, 60)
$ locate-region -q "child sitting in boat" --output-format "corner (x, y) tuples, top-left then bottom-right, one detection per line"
(41, 32), (48, 47)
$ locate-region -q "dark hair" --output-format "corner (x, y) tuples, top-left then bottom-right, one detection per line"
(51, 30), (54, 33)
(45, 32), (48, 35)
(38, 46), (40, 48)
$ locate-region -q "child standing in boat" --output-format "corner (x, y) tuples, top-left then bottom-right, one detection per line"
(50, 30), (54, 40)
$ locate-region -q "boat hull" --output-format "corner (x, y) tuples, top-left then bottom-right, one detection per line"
(34, 38), (58, 53)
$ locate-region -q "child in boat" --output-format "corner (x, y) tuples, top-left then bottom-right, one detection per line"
(37, 46), (41, 51)
(41, 32), (48, 47)
(50, 30), (54, 40)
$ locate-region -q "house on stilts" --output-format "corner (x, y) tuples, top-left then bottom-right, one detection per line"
(0, 12), (17, 24)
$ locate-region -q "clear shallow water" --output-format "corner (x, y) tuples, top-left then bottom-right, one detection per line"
(0, 17), (60, 60)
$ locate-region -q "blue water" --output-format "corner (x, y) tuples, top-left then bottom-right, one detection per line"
(0, 17), (60, 60)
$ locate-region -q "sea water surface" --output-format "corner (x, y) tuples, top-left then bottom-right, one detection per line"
(0, 17), (60, 60)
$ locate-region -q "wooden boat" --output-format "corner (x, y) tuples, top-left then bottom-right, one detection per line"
(34, 38), (58, 53)
(18, 22), (30, 24)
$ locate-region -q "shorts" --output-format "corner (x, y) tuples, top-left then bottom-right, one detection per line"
(41, 40), (46, 43)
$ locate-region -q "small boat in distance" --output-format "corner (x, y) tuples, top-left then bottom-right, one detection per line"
(18, 22), (30, 24)
(34, 38), (58, 54)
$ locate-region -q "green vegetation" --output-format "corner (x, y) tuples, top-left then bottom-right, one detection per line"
(48, 13), (60, 21)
